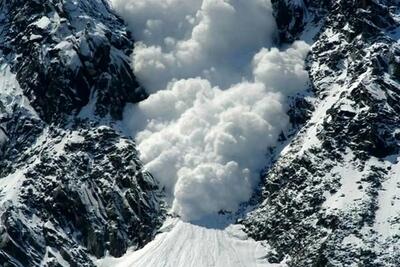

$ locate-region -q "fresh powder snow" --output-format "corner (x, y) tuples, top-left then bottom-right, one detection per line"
(96, 217), (285, 267)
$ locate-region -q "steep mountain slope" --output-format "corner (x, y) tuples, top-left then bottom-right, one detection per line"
(0, 0), (163, 266)
(244, 0), (400, 266)
(1, 0), (400, 266)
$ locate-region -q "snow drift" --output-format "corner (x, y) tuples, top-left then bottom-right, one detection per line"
(111, 0), (310, 220)
(96, 218), (281, 267)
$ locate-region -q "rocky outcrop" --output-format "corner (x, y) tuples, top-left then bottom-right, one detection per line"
(0, 0), (147, 122)
(0, 0), (163, 266)
(244, 1), (400, 266)
(0, 119), (163, 266)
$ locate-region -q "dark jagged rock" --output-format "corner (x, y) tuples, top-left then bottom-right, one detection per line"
(1, 0), (147, 122)
(0, 120), (163, 266)
(0, 0), (164, 266)
(244, 0), (400, 266)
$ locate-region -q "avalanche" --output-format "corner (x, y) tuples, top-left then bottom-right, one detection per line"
(113, 0), (310, 220)
(106, 0), (310, 266)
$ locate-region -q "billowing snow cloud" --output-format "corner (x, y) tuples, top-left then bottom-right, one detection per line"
(112, 0), (310, 220)
(111, 0), (277, 92)
(125, 79), (288, 219)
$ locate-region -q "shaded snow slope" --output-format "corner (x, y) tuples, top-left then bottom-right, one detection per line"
(0, 63), (37, 117)
(97, 217), (285, 267)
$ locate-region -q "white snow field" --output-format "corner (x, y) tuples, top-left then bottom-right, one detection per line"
(96, 217), (284, 267)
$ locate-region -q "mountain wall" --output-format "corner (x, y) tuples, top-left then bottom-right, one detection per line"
(0, 1), (163, 266)
(244, 0), (400, 266)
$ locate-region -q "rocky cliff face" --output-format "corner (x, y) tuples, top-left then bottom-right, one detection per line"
(244, 0), (400, 266)
(0, 0), (163, 266)
(1, 0), (147, 122)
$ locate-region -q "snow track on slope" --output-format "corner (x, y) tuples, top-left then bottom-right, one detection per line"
(97, 218), (283, 267)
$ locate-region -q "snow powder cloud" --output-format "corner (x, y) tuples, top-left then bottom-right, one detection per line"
(111, 0), (310, 220)
(111, 0), (277, 92)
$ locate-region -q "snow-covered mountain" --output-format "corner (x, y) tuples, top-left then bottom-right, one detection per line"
(1, 0), (400, 266)
(0, 0), (163, 266)
(244, 0), (400, 266)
